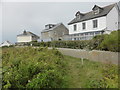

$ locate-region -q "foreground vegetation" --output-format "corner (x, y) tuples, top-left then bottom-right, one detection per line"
(2, 47), (67, 88)
(2, 47), (118, 88)
(30, 30), (120, 52)
(65, 56), (118, 88)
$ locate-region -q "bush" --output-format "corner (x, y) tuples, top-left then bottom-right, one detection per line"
(98, 30), (120, 52)
(2, 47), (66, 88)
(85, 64), (118, 88)
(89, 34), (107, 50)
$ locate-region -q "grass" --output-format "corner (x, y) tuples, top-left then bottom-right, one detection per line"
(63, 55), (118, 88)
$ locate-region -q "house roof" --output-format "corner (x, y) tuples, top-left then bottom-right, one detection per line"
(17, 31), (39, 38)
(41, 23), (63, 33)
(117, 1), (120, 12)
(92, 5), (103, 10)
(68, 3), (116, 25)
(0, 41), (13, 47)
(1, 41), (12, 44)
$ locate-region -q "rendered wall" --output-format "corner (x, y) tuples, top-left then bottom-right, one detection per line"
(57, 48), (118, 65)
(68, 16), (106, 34)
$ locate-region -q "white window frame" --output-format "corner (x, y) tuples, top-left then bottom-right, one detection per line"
(82, 22), (86, 30)
(73, 24), (77, 31)
(93, 19), (98, 28)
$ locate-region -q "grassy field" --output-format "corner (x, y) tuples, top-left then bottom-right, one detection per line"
(1, 47), (118, 88)
(64, 56), (118, 88)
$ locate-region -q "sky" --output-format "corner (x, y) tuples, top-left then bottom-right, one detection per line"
(1, 0), (120, 43)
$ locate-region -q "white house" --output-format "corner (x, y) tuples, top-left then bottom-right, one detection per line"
(0, 41), (13, 47)
(17, 30), (39, 43)
(68, 2), (120, 40)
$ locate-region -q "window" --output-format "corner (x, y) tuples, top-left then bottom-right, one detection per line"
(82, 22), (86, 30)
(93, 20), (98, 28)
(81, 33), (84, 36)
(74, 38), (76, 40)
(54, 31), (56, 35)
(74, 24), (77, 31)
(85, 33), (88, 35)
(75, 11), (81, 19)
(95, 32), (100, 35)
(94, 9), (99, 14)
(77, 38), (79, 40)
(90, 32), (94, 35)
(74, 34), (76, 36)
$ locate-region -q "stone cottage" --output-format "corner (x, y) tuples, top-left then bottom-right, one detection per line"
(41, 23), (69, 42)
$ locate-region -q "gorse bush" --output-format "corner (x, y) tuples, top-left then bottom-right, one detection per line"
(31, 30), (120, 52)
(84, 63), (118, 88)
(2, 47), (66, 88)
(89, 34), (107, 50)
(98, 31), (120, 52)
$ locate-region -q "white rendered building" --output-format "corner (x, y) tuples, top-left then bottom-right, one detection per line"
(68, 2), (120, 40)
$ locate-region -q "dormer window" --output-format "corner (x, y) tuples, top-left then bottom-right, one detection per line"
(92, 5), (103, 15)
(75, 11), (84, 19)
(45, 24), (55, 29)
(75, 11), (81, 19)
(94, 9), (99, 14)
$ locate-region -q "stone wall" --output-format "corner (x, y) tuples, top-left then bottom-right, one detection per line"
(57, 48), (119, 65)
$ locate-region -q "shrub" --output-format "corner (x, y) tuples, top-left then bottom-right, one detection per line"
(85, 64), (118, 88)
(89, 34), (107, 50)
(98, 31), (120, 52)
(2, 47), (66, 88)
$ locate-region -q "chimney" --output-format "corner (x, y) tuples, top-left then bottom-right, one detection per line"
(23, 30), (27, 34)
(45, 24), (55, 29)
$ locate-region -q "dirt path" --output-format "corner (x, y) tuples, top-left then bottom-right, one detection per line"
(65, 56), (82, 88)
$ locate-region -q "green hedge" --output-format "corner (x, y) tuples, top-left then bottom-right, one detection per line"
(31, 30), (120, 52)
(31, 40), (90, 49)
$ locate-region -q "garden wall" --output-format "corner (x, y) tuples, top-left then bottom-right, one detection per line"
(57, 48), (119, 65)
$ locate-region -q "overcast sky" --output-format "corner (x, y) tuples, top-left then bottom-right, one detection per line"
(1, 1), (119, 43)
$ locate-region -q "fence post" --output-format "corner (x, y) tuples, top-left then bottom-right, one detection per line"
(81, 58), (84, 65)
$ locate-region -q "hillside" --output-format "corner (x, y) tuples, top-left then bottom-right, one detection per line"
(2, 47), (118, 88)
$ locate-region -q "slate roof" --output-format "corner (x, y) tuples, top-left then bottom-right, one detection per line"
(0, 41), (13, 47)
(117, 1), (120, 12)
(1, 41), (12, 45)
(68, 3), (116, 25)
(17, 31), (39, 38)
(41, 23), (63, 33)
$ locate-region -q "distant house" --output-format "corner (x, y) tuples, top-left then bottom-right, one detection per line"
(41, 23), (69, 42)
(68, 2), (120, 40)
(0, 41), (13, 47)
(17, 30), (39, 43)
